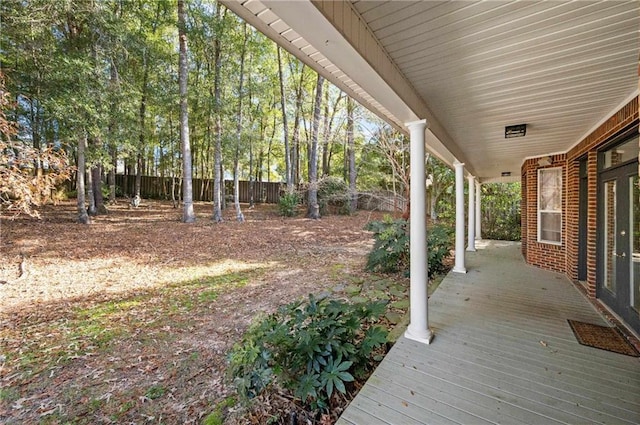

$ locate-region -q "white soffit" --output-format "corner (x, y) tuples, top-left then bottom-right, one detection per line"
(224, 0), (639, 181)
(352, 0), (640, 181)
(221, 0), (469, 173)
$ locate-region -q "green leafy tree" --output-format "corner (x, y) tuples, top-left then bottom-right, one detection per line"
(481, 182), (522, 240)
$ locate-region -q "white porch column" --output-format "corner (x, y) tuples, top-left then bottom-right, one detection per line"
(467, 175), (476, 252)
(453, 161), (467, 273)
(475, 181), (481, 240)
(404, 119), (433, 344)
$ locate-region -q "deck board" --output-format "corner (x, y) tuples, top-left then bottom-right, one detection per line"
(339, 241), (640, 425)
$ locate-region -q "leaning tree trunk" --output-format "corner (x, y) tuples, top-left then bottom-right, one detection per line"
(178, 0), (195, 223)
(308, 74), (324, 219)
(76, 136), (90, 224)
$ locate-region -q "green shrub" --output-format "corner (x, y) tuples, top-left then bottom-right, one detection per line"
(364, 216), (409, 274)
(427, 224), (454, 276)
(365, 215), (453, 277)
(227, 295), (388, 413)
(317, 176), (351, 215)
(278, 192), (300, 217)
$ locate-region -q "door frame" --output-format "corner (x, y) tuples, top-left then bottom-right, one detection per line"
(596, 129), (640, 333)
(578, 158), (588, 281)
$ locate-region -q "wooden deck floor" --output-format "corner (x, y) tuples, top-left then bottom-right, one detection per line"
(339, 241), (640, 425)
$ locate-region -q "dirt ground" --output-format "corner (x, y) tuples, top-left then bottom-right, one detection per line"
(0, 200), (390, 424)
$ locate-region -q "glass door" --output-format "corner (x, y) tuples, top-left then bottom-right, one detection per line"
(598, 162), (640, 333)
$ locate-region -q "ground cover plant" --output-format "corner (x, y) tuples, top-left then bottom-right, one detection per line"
(227, 296), (388, 423)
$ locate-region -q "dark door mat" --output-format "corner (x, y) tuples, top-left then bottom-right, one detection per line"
(567, 320), (639, 357)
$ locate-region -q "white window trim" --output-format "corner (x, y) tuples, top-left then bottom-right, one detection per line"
(538, 167), (563, 245)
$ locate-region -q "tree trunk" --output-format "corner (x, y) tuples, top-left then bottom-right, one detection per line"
(108, 146), (117, 203)
(292, 64), (305, 185)
(277, 46), (292, 192)
(92, 164), (106, 214)
(77, 136), (90, 224)
(212, 5), (225, 222)
(90, 137), (107, 214)
(308, 74), (323, 219)
(87, 163), (96, 216)
(321, 87), (330, 177)
(178, 0), (195, 223)
(234, 22), (247, 222)
(135, 152), (142, 198)
(347, 97), (357, 213)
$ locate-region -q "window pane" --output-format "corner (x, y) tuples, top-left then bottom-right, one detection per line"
(540, 169), (561, 211)
(603, 135), (639, 169)
(538, 168), (562, 243)
(540, 212), (561, 242)
(604, 180), (616, 292)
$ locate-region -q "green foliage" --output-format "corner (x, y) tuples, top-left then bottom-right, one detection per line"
(144, 385), (165, 400)
(365, 216), (409, 274)
(317, 176), (351, 215)
(278, 192), (300, 217)
(481, 183), (521, 241)
(202, 396), (237, 425)
(227, 295), (388, 412)
(427, 224), (454, 276)
(365, 215), (453, 277)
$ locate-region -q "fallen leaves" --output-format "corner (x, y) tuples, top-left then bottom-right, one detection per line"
(0, 200), (384, 424)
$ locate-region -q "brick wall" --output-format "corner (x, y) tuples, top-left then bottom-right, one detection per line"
(521, 154), (567, 273)
(521, 97), (639, 299)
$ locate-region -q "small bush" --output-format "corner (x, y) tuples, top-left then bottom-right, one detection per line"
(427, 224), (454, 276)
(227, 295), (388, 414)
(365, 215), (453, 277)
(365, 216), (409, 274)
(278, 192), (300, 217)
(318, 176), (351, 215)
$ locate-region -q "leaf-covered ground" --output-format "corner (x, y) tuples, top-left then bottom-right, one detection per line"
(0, 200), (398, 424)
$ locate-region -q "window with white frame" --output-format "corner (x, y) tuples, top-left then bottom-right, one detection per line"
(538, 168), (562, 244)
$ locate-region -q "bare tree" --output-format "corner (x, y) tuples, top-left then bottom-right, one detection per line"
(374, 126), (411, 217)
(178, 0), (195, 222)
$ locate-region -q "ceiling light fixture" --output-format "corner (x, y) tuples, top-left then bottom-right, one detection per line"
(505, 124), (527, 138)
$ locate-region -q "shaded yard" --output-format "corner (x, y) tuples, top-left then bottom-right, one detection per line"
(0, 201), (398, 424)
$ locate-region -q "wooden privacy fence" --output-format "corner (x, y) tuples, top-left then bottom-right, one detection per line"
(115, 175), (283, 204)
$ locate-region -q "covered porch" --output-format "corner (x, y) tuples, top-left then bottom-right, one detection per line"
(339, 241), (640, 424)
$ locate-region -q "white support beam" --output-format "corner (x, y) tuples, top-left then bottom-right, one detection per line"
(475, 181), (482, 240)
(467, 175), (476, 252)
(453, 162), (467, 274)
(404, 119), (433, 345)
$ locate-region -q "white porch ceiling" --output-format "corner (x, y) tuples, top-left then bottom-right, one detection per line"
(222, 0), (639, 182)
